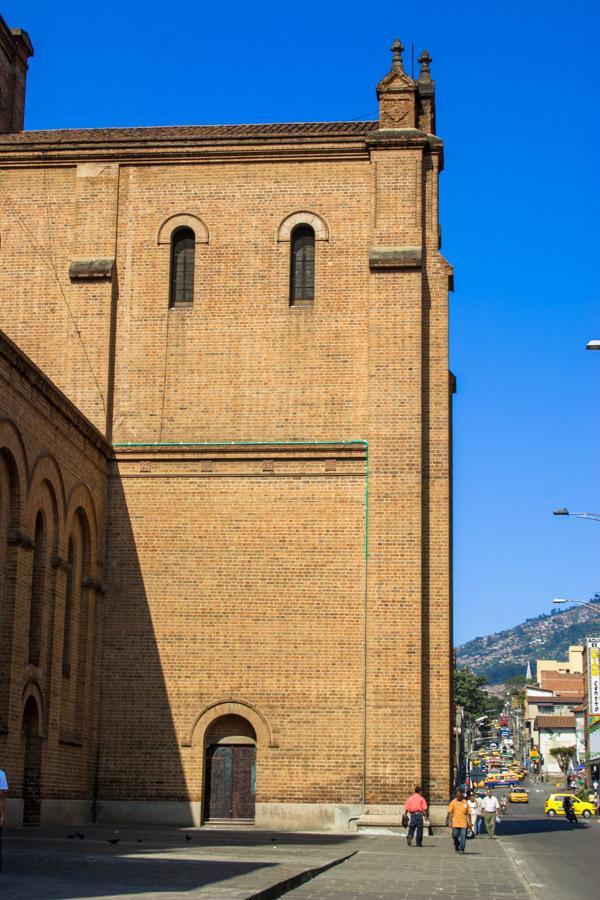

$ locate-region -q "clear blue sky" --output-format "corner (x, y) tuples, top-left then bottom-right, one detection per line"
(6, 0), (599, 645)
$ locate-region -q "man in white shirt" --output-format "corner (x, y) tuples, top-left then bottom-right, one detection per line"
(482, 787), (500, 838)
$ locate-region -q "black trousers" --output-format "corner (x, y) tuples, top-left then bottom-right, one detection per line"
(407, 812), (424, 845)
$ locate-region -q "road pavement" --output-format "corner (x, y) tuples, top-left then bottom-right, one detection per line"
(493, 778), (600, 900)
(0, 779), (596, 898)
(288, 778), (599, 899)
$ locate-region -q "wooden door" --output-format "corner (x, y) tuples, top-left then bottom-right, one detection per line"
(23, 731), (42, 825)
(204, 744), (256, 821)
(22, 697), (42, 826)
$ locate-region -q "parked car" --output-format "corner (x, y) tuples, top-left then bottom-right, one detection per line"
(544, 794), (596, 818)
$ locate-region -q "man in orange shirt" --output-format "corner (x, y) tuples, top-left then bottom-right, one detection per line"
(447, 788), (471, 853)
(404, 786), (428, 847)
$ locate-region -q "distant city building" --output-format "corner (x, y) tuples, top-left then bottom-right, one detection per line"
(536, 645), (584, 683)
(526, 650), (586, 776)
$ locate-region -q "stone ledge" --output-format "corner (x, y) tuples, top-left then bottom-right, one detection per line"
(69, 257), (114, 281)
(369, 247), (422, 270)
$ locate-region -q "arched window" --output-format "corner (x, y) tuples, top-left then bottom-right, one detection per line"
(28, 512), (45, 666)
(169, 227), (195, 307)
(0, 449), (19, 731)
(62, 538), (75, 678)
(290, 225), (315, 305)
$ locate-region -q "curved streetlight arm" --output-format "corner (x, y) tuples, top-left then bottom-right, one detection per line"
(553, 509), (600, 522)
(553, 598), (600, 613)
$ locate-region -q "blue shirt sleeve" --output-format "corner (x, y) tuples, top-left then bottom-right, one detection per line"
(0, 769), (8, 791)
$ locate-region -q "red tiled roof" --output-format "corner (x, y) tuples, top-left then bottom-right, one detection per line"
(534, 715), (576, 729)
(537, 694), (583, 704)
(0, 121), (379, 145)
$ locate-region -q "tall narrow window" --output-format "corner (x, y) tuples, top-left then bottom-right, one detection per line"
(169, 227), (195, 307)
(290, 225), (315, 305)
(28, 512), (45, 666)
(62, 538), (74, 678)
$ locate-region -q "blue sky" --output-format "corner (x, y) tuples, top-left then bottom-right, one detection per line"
(5, 0), (599, 645)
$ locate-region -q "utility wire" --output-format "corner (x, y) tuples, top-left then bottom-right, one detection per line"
(0, 177), (107, 415)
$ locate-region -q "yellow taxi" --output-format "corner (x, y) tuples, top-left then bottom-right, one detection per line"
(508, 788), (529, 803)
(544, 794), (596, 818)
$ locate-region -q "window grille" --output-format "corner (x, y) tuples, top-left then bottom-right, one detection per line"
(290, 225), (315, 304)
(170, 227), (195, 306)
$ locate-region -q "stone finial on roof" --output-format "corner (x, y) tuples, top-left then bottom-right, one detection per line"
(391, 38), (404, 71)
(418, 49), (433, 83)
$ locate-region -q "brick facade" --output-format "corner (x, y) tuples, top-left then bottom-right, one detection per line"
(0, 331), (109, 825)
(0, 23), (453, 828)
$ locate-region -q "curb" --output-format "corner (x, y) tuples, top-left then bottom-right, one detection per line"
(247, 850), (358, 899)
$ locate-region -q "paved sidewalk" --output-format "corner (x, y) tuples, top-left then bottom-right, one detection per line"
(0, 825), (359, 899)
(287, 833), (533, 899)
(0, 825), (535, 900)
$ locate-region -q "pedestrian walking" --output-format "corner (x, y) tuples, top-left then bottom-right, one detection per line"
(446, 789), (471, 853)
(481, 788), (500, 838)
(0, 765), (7, 871)
(466, 793), (478, 838)
(474, 793), (484, 835)
(404, 785), (428, 847)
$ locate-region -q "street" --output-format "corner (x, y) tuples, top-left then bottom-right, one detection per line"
(493, 779), (600, 900)
(287, 779), (600, 899)
(0, 778), (597, 899)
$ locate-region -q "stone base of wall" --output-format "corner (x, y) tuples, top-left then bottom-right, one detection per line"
(255, 803), (363, 832)
(6, 799), (93, 827)
(95, 801), (364, 831)
(41, 800), (93, 826)
(5, 798), (24, 827)
(95, 801), (201, 827)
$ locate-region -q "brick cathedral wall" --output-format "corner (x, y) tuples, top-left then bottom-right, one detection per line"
(100, 460), (366, 805)
(0, 333), (109, 803)
(0, 125), (452, 812)
(111, 159), (371, 444)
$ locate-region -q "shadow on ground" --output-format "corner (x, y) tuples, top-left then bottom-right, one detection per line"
(0, 828), (359, 900)
(497, 816), (594, 836)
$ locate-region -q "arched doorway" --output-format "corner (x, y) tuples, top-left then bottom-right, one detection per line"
(22, 696), (43, 825)
(203, 714), (256, 823)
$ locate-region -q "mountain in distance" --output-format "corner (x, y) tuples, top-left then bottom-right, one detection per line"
(455, 596), (600, 685)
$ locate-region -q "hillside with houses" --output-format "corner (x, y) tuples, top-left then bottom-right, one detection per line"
(456, 596), (600, 684)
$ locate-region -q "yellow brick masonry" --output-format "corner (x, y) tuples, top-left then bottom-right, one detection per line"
(0, 330), (109, 824)
(0, 39), (453, 825)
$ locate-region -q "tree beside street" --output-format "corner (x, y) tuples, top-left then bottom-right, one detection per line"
(454, 667), (501, 718)
(549, 745), (577, 786)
